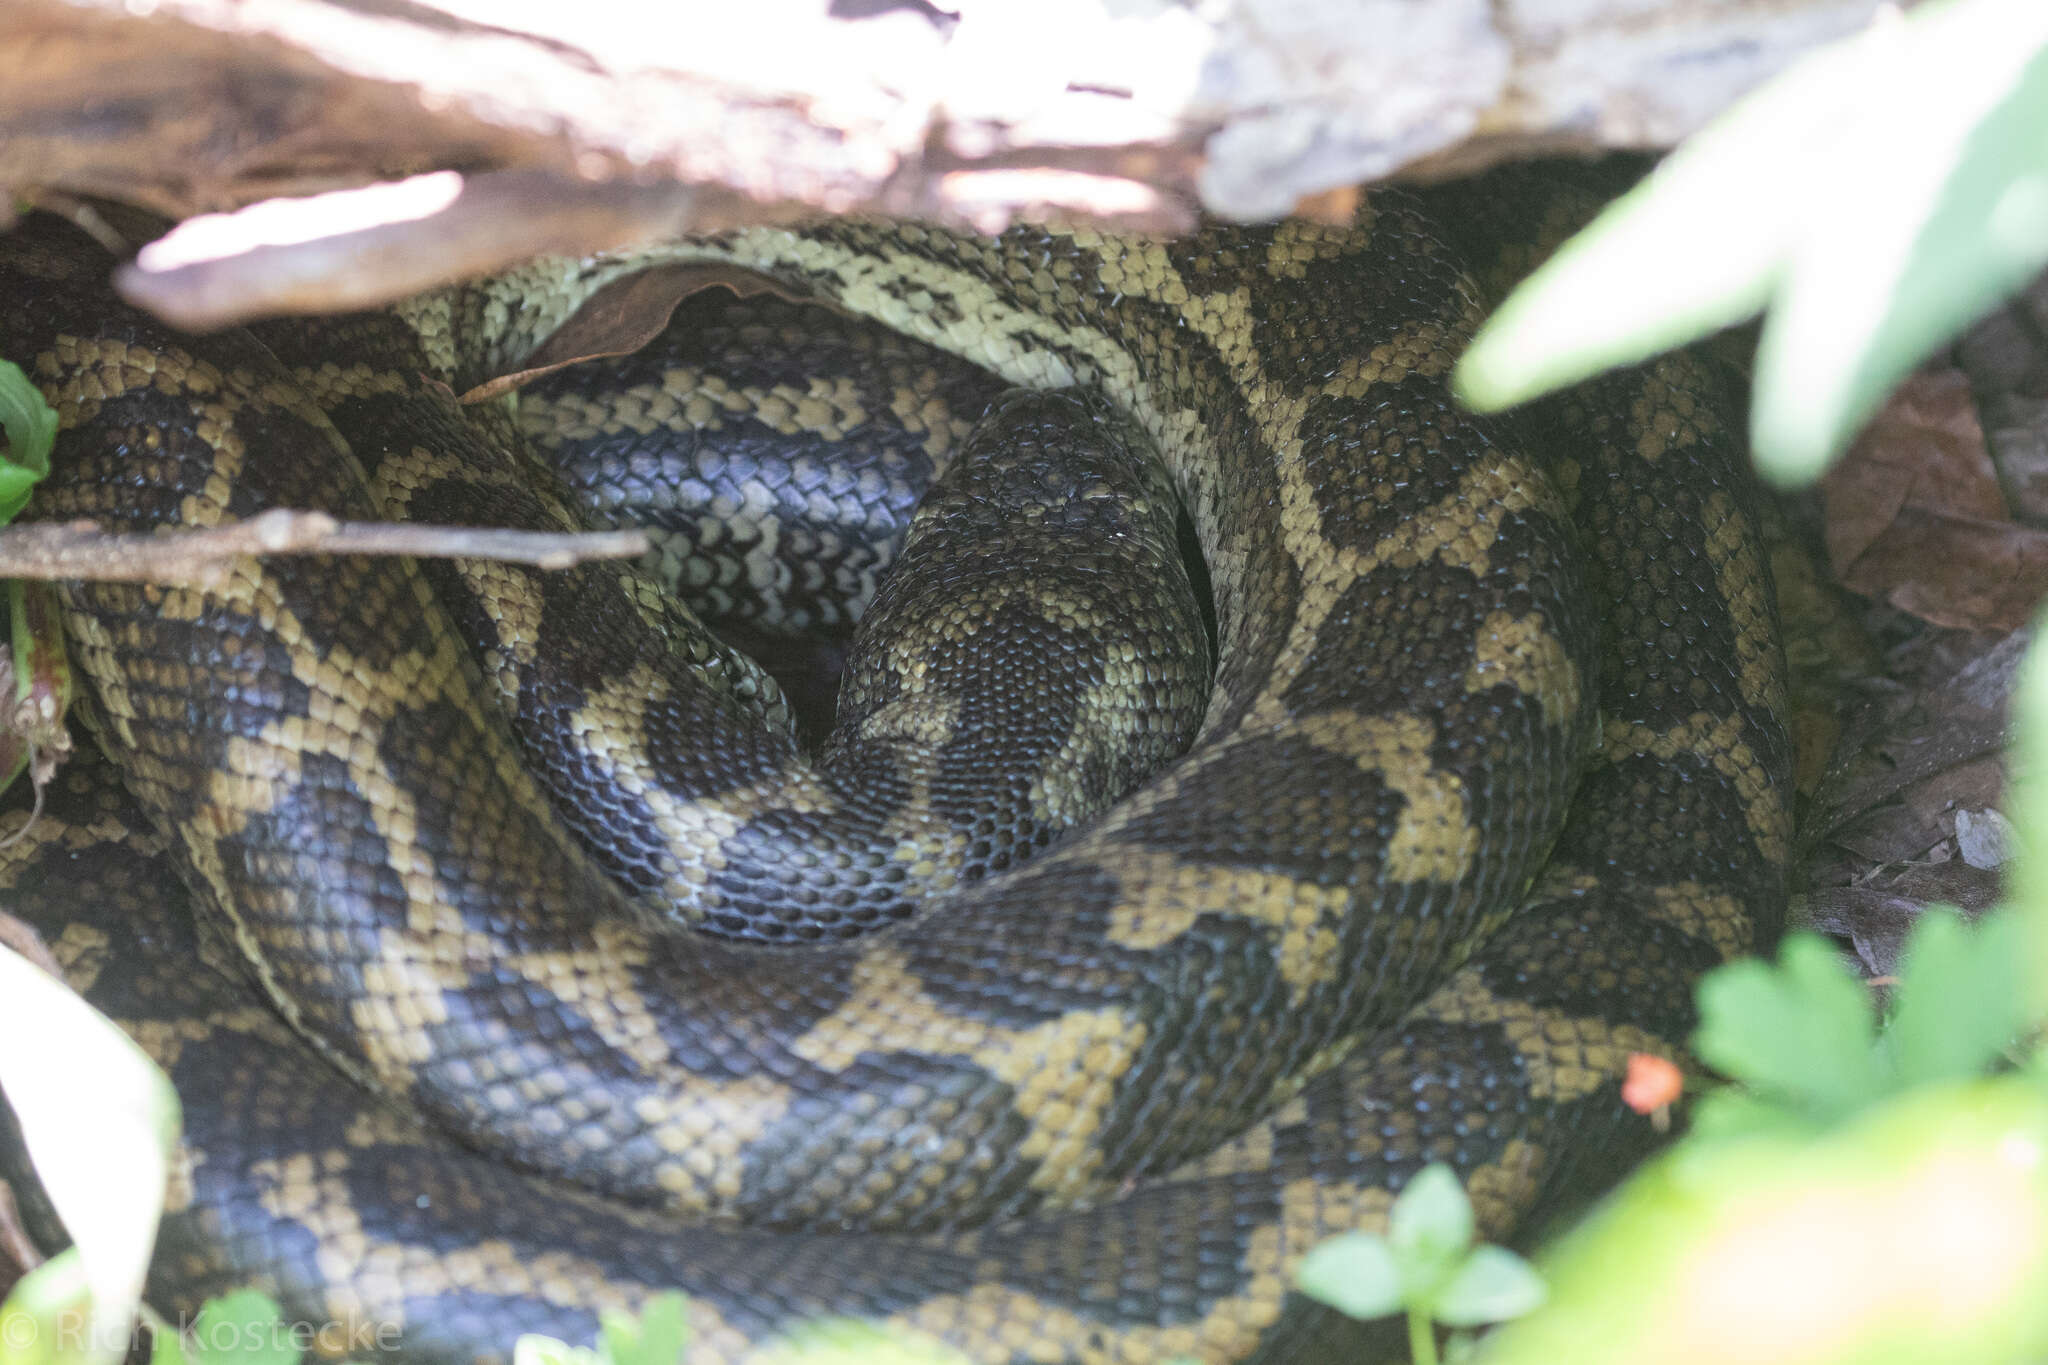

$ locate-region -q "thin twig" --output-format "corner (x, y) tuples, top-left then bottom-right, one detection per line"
(0, 1180), (43, 1277)
(0, 511), (650, 586)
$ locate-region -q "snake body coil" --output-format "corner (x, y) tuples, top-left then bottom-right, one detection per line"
(0, 165), (1790, 1364)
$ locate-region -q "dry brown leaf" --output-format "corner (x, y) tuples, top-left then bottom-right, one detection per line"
(1863, 510), (2048, 631)
(1822, 368), (2048, 631)
(1804, 861), (2002, 978)
(459, 267), (809, 403)
(1803, 629), (2019, 877)
(1823, 368), (2005, 561)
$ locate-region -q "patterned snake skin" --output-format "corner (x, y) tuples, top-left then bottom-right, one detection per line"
(0, 163), (1790, 1363)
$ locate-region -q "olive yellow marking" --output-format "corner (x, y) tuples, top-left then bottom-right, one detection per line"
(760, 375), (870, 442)
(38, 338), (263, 536)
(855, 692), (961, 751)
(389, 289), (459, 377)
(789, 946), (1145, 1203)
(1702, 488), (1786, 714)
(886, 376), (981, 461)
(858, 692), (971, 886)
(562, 660), (834, 911)
(367, 443), (532, 519)
(515, 385), (627, 446)
(1317, 318), (1464, 399)
(1422, 967), (1675, 1103)
(1648, 880), (1753, 961)
(1263, 217), (1373, 277)
(1463, 1139), (1549, 1232)
(1214, 1184), (1388, 1334)
(1282, 707), (1478, 886)
(525, 366), (890, 456)
(627, 1075), (800, 1212)
(41, 335), (338, 461)
(1529, 863), (1752, 961)
(1628, 355), (1711, 463)
(1265, 448), (1564, 699)
(453, 557), (549, 702)
(45, 922), (111, 989)
(545, 369), (875, 447)
(0, 803), (137, 886)
(253, 1152), (644, 1332)
(1602, 713), (1790, 868)
(125, 1009), (281, 1071)
(1467, 608), (1581, 728)
(286, 361), (410, 412)
(349, 931), (464, 1080)
(1100, 846), (1349, 998)
(1028, 648), (1190, 831)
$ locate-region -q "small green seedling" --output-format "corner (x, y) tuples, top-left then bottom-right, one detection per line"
(0, 358), (62, 795)
(1295, 1163), (1546, 1365)
(1690, 913), (2037, 1141)
(148, 1292), (300, 1365)
(0, 359), (55, 524)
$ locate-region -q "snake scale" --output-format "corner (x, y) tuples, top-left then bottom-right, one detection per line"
(0, 161), (1790, 1363)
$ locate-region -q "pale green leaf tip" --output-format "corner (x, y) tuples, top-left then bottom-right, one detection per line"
(1450, 342), (1532, 415)
(1432, 1246), (1548, 1327)
(1297, 1233), (1404, 1320)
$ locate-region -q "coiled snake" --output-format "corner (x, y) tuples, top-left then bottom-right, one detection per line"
(0, 163), (1790, 1363)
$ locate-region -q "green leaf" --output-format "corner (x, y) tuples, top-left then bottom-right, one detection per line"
(1295, 1232), (1404, 1321)
(0, 947), (181, 1365)
(1692, 933), (1884, 1122)
(1752, 0), (2048, 482)
(1456, 0), (2048, 488)
(513, 1336), (598, 1365)
(0, 1251), (101, 1365)
(1387, 1164), (1474, 1292)
(1452, 19), (1865, 411)
(1685, 1085), (1825, 1146)
(185, 1293), (296, 1365)
(597, 1295), (688, 1365)
(1886, 909), (2033, 1087)
(0, 359), (55, 524)
(766, 1318), (969, 1362)
(1480, 1077), (2048, 1365)
(147, 1315), (191, 1365)
(1430, 1246), (1547, 1328)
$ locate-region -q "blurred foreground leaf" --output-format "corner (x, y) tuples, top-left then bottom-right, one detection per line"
(1456, 0), (2048, 486)
(0, 948), (180, 1365)
(1479, 1079), (2048, 1365)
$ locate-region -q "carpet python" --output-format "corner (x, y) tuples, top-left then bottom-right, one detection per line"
(0, 161), (1791, 1363)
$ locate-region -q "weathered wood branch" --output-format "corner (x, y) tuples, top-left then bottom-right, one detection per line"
(0, 0), (1882, 320)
